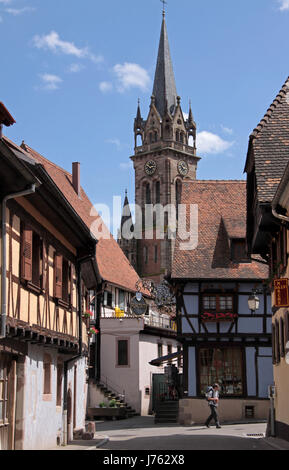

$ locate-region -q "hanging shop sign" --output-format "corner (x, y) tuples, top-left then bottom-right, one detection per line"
(130, 294), (148, 316)
(274, 279), (289, 308)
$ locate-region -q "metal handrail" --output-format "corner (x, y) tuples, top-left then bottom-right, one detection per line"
(99, 375), (125, 401)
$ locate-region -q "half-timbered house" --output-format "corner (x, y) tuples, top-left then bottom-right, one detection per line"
(0, 105), (99, 449)
(245, 77), (289, 441)
(170, 180), (273, 425)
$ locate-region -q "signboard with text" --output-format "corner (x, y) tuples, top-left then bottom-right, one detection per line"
(274, 279), (289, 308)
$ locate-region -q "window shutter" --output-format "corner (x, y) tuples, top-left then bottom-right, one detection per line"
(54, 253), (63, 299)
(280, 318), (285, 358)
(22, 226), (33, 281)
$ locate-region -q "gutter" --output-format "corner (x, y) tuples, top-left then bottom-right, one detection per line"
(62, 253), (98, 445)
(1, 184), (36, 339)
(272, 206), (289, 224)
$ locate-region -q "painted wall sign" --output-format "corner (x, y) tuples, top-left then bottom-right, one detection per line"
(274, 279), (289, 308)
(201, 312), (238, 322)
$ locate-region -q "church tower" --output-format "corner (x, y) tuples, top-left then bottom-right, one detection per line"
(119, 11), (200, 282)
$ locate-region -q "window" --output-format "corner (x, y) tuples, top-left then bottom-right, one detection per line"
(0, 355), (10, 425)
(21, 225), (43, 288)
(118, 290), (125, 310)
(146, 183), (151, 205)
(54, 254), (70, 303)
(158, 343), (163, 358)
(155, 181), (160, 204)
(202, 294), (234, 312)
(167, 344), (172, 364)
(199, 348), (243, 396)
(231, 239), (248, 263)
(117, 340), (129, 366)
(176, 180), (182, 221)
(144, 246), (148, 265)
(43, 354), (52, 395)
(154, 245), (158, 264)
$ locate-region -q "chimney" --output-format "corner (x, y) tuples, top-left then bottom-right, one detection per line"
(72, 162), (81, 196)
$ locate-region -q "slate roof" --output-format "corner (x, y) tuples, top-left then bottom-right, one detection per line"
(245, 77), (289, 204)
(152, 13), (178, 118)
(17, 140), (145, 294)
(172, 180), (268, 280)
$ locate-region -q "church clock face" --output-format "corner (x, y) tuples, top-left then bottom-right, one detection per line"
(178, 160), (189, 176)
(145, 160), (157, 176)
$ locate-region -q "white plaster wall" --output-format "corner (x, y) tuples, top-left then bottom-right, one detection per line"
(139, 334), (180, 415)
(21, 345), (87, 450)
(100, 318), (142, 414)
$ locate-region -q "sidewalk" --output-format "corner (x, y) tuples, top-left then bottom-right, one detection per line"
(51, 435), (109, 451)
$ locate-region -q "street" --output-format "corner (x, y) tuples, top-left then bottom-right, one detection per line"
(88, 417), (285, 451)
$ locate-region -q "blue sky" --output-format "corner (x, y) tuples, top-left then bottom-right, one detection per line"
(1, 0), (289, 234)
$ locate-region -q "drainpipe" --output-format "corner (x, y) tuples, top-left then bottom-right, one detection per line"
(1, 184), (36, 339)
(62, 255), (94, 445)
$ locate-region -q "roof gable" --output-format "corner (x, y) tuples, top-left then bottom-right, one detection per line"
(172, 180), (268, 280)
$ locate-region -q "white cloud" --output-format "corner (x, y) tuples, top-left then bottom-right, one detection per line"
(68, 63), (85, 73)
(99, 81), (113, 93)
(5, 7), (35, 15)
(113, 63), (150, 93)
(33, 31), (103, 64)
(119, 162), (133, 170)
(193, 131), (234, 155)
(221, 124), (234, 135)
(40, 73), (63, 91)
(278, 0), (289, 10)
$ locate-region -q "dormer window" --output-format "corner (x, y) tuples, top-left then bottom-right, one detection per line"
(231, 239), (249, 263)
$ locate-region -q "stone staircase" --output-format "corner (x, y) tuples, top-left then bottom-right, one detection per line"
(88, 379), (139, 419)
(154, 400), (179, 424)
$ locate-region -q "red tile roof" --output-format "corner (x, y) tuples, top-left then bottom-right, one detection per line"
(245, 77), (289, 203)
(0, 102), (16, 127)
(172, 180), (269, 280)
(19, 141), (144, 294)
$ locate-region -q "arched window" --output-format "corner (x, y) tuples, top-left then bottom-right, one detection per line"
(146, 183), (151, 205)
(154, 131), (158, 142)
(180, 132), (184, 143)
(155, 181), (160, 204)
(176, 130), (180, 142)
(149, 133), (153, 144)
(176, 180), (182, 220)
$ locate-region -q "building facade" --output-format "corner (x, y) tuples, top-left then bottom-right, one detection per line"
(0, 107), (98, 449)
(245, 77), (289, 441)
(171, 180), (273, 425)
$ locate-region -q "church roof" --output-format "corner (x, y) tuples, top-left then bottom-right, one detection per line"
(152, 12), (178, 118)
(245, 76), (289, 204)
(172, 180), (268, 281)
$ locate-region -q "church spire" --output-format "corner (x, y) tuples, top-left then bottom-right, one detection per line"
(152, 12), (177, 118)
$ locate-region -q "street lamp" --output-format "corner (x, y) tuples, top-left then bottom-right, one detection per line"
(248, 291), (260, 314)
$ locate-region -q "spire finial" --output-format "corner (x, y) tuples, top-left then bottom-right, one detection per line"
(160, 0), (167, 16)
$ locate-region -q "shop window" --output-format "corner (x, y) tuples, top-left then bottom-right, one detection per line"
(21, 225), (43, 288)
(199, 348), (243, 397)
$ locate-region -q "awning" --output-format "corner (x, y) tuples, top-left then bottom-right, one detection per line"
(149, 350), (182, 367)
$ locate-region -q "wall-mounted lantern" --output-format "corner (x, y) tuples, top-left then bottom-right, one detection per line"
(248, 291), (260, 314)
